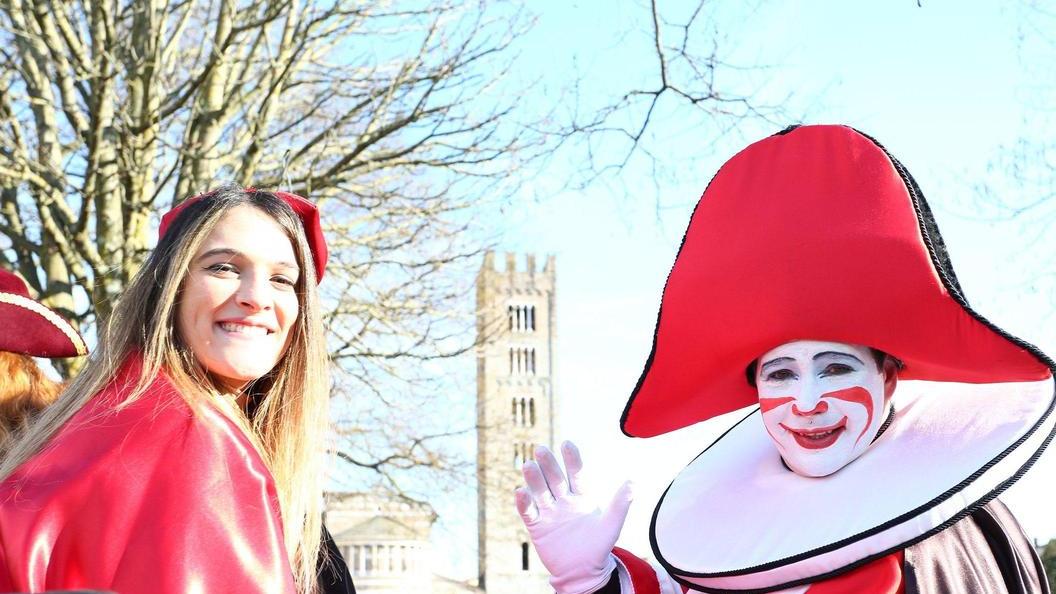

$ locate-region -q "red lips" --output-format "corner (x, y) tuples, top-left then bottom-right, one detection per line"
(780, 417), (848, 450)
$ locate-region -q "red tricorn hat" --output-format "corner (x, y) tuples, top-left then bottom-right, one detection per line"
(621, 124), (1053, 438)
(159, 189), (328, 282)
(0, 268), (87, 358)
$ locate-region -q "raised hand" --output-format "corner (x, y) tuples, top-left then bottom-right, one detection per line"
(515, 441), (633, 594)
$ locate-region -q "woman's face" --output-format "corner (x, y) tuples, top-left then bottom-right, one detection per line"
(177, 204), (300, 392)
(755, 340), (894, 477)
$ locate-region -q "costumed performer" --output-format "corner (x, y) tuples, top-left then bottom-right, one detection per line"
(0, 186), (352, 594)
(0, 268), (87, 454)
(515, 125), (1054, 593)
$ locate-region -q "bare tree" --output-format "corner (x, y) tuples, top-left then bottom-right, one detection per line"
(1, 0), (782, 497)
(0, 0), (536, 492)
(973, 1), (1056, 299)
(546, 0), (786, 200)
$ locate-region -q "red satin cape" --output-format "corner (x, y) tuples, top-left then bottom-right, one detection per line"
(0, 357), (296, 593)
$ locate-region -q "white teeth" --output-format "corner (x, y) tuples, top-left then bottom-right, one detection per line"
(801, 428), (840, 439)
(218, 322), (269, 336)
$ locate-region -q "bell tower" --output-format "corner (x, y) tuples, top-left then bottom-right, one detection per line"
(476, 251), (556, 593)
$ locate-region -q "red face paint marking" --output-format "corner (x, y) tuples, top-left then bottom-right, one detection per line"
(759, 396), (795, 413)
(823, 386), (875, 445)
(792, 400), (829, 416)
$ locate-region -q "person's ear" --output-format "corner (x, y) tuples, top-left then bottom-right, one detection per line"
(882, 357), (899, 401)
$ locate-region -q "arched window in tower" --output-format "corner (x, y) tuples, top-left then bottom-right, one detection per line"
(529, 306), (536, 331)
(519, 398), (527, 426)
(529, 348), (536, 375)
(509, 348), (514, 375)
(512, 398), (518, 425)
(522, 542), (530, 571)
(529, 398), (536, 426)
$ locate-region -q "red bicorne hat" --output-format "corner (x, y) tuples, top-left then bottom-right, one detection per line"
(0, 268), (87, 358)
(159, 189), (328, 283)
(621, 124), (1053, 438)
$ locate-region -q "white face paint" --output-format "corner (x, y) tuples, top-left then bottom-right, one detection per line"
(756, 340), (894, 477)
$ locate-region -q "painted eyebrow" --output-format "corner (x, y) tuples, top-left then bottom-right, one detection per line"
(196, 247), (299, 271)
(812, 351), (864, 364)
(760, 356), (795, 372)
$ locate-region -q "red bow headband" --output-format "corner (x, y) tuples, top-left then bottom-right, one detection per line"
(159, 189), (328, 282)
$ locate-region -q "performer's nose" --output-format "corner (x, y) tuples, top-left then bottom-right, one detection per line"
(792, 400), (829, 416)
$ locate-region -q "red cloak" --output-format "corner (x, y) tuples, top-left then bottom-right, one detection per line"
(0, 357), (296, 593)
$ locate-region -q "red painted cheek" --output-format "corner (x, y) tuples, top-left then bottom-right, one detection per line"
(759, 396), (795, 413)
(822, 386), (876, 445)
(758, 398), (791, 446)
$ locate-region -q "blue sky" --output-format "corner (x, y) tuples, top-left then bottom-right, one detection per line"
(453, 0), (1056, 569)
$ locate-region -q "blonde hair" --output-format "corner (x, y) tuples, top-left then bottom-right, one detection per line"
(0, 186), (329, 594)
(0, 352), (63, 455)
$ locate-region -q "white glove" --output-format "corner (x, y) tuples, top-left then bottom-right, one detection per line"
(515, 441), (634, 594)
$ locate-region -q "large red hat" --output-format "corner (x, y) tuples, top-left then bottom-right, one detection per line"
(0, 268), (87, 358)
(621, 124), (1052, 438)
(159, 188), (328, 282)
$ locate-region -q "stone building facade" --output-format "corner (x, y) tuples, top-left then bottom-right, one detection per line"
(325, 493), (437, 593)
(325, 492), (481, 593)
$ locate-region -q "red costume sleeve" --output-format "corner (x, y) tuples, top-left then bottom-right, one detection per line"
(612, 547), (663, 594)
(610, 547), (902, 594)
(804, 550), (904, 594)
(0, 363), (297, 593)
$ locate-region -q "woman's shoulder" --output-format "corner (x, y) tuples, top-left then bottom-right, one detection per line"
(0, 361), (294, 593)
(3, 363), (271, 501)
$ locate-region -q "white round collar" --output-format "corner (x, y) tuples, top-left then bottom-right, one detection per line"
(651, 378), (1056, 592)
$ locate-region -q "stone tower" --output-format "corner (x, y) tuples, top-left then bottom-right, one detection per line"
(476, 251), (556, 593)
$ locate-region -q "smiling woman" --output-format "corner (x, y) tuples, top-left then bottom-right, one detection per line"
(177, 205), (302, 393)
(0, 186), (351, 594)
